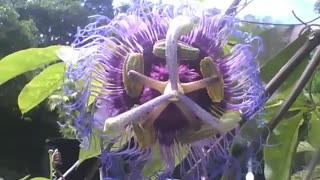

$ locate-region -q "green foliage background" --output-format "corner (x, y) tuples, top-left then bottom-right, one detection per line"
(0, 0), (113, 179)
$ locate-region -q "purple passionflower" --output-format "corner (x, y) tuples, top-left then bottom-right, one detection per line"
(60, 1), (265, 179)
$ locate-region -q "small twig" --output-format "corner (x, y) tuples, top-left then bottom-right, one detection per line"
(235, 0), (254, 16)
(302, 147), (320, 180)
(292, 10), (308, 27)
(239, 15), (320, 26)
(48, 150), (54, 180)
(225, 0), (242, 16)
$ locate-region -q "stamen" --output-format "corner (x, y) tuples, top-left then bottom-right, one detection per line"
(143, 102), (170, 128)
(123, 53), (144, 97)
(177, 94), (225, 133)
(153, 39), (200, 60)
(104, 93), (174, 137)
(178, 94), (241, 134)
(176, 125), (219, 144)
(181, 75), (219, 93)
(200, 57), (224, 102)
(176, 111), (241, 144)
(128, 70), (167, 93)
(165, 16), (195, 91)
(175, 101), (202, 131)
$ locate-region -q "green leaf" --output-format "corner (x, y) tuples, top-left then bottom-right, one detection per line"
(142, 144), (164, 177)
(78, 133), (101, 165)
(18, 62), (64, 114)
(29, 178), (50, 180)
(142, 144), (188, 178)
(308, 111), (320, 148)
(0, 45), (65, 85)
(264, 110), (304, 180)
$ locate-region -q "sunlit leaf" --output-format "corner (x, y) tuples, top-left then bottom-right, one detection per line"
(0, 45), (65, 85)
(264, 110), (304, 180)
(18, 62), (64, 114)
(223, 41), (235, 55)
(88, 64), (105, 106)
(78, 133), (101, 165)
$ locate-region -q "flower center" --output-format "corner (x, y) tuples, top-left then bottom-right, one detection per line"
(103, 16), (241, 147)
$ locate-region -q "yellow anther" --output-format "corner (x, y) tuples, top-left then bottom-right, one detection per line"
(122, 53), (144, 98)
(153, 39), (200, 60)
(200, 57), (224, 102)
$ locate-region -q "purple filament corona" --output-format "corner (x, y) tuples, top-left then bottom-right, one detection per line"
(62, 1), (266, 179)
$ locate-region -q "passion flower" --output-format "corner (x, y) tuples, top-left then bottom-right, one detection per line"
(60, 1), (265, 179)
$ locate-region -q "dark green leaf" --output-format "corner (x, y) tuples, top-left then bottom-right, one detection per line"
(0, 45), (65, 85)
(264, 110), (304, 180)
(18, 62), (64, 114)
(308, 111), (320, 148)
(142, 144), (188, 178)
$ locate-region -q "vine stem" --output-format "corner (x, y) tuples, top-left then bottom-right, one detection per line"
(57, 160), (80, 180)
(303, 147), (320, 180)
(268, 39), (320, 131)
(266, 30), (320, 97)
